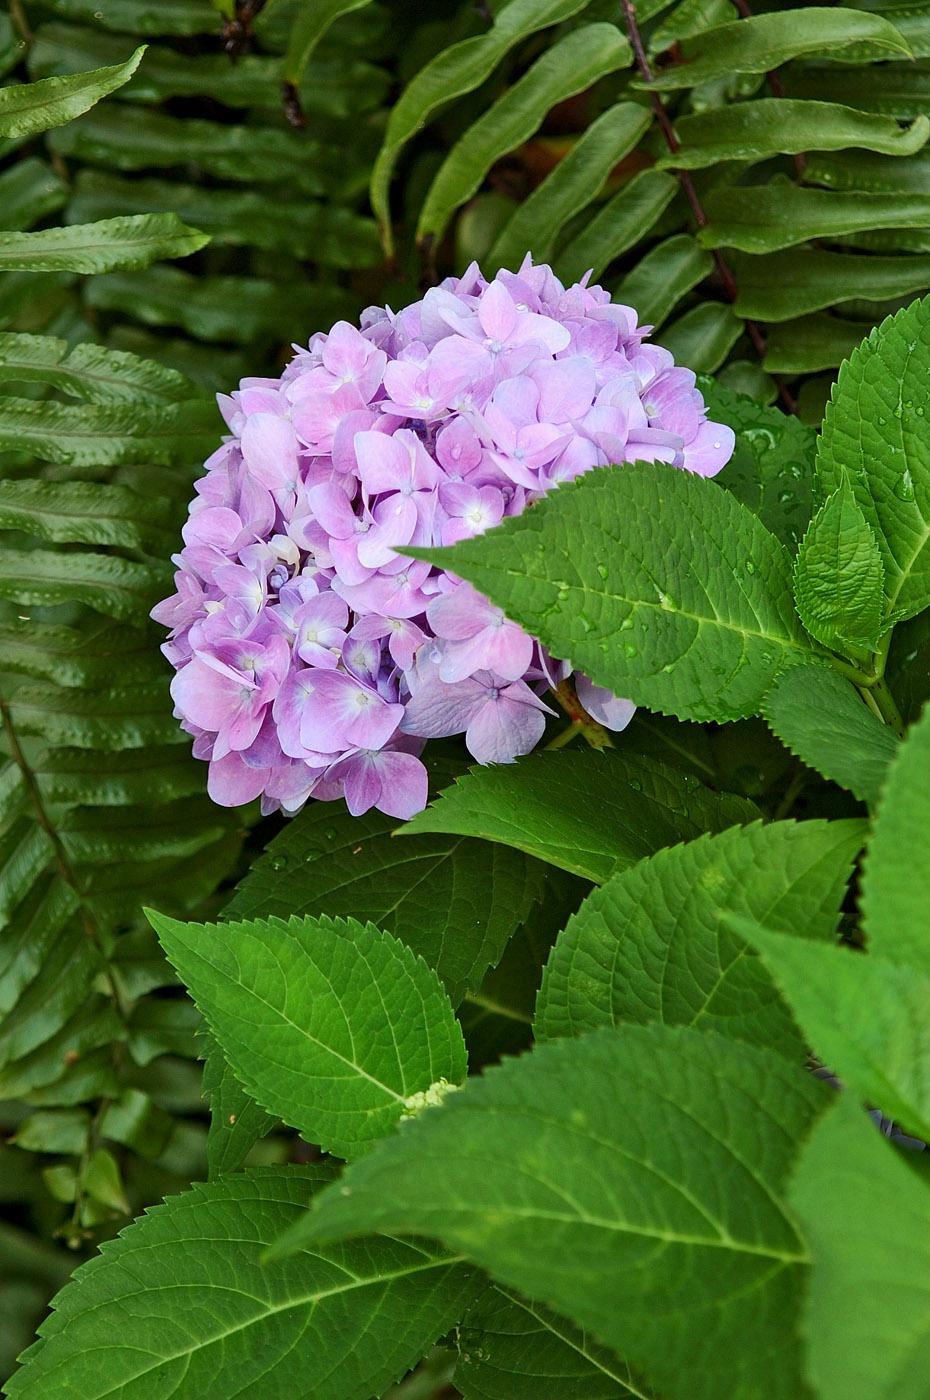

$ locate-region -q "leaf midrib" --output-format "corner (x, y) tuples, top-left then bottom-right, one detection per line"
(173, 928), (418, 1110)
(47, 1250), (464, 1400)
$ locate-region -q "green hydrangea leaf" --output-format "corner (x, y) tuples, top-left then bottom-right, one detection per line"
(536, 818), (865, 1052)
(272, 1026), (822, 1400)
(793, 481), (885, 650)
(730, 916), (930, 1141)
(702, 379), (817, 548)
(401, 750), (758, 884)
(455, 1283), (648, 1399)
(409, 463), (814, 724)
(861, 698), (930, 966)
(764, 664), (899, 805)
(817, 297), (930, 622)
(200, 1033), (275, 1181)
(147, 910), (467, 1160)
(3, 1167), (477, 1400)
(790, 1096), (930, 1400)
(222, 798), (548, 1007)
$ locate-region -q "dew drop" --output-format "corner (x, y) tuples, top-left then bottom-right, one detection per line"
(629, 779), (642, 792)
(745, 560), (756, 574)
(624, 641), (638, 658)
(619, 616), (634, 632)
(657, 591), (678, 611)
(270, 854), (289, 871)
(596, 563), (609, 580)
(894, 469), (916, 502)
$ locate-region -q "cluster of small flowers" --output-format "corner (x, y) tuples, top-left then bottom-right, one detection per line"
(153, 257), (735, 821)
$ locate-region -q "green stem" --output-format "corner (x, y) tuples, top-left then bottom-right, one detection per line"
(545, 723), (583, 750)
(830, 631), (904, 735)
(868, 676), (905, 737)
(773, 767), (807, 821)
(830, 654), (879, 688)
(9, 0), (32, 43)
(859, 685), (885, 726)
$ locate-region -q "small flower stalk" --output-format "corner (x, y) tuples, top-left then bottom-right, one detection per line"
(153, 257), (735, 819)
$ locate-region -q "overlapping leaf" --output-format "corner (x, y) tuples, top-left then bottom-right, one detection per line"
(273, 1026), (822, 1400)
(200, 1035), (275, 1181)
(793, 481), (885, 650)
(455, 1284), (647, 1400)
(861, 697), (930, 964)
(226, 800), (548, 1012)
(486, 103), (650, 276)
(790, 1097), (930, 1400)
(733, 918), (930, 1141)
(402, 750), (757, 884)
(764, 665), (899, 805)
(536, 818), (864, 1053)
(660, 101), (929, 169)
(817, 298), (930, 621)
(642, 8), (911, 90)
(410, 463), (813, 724)
(3, 1168), (478, 1400)
(149, 910), (468, 1159)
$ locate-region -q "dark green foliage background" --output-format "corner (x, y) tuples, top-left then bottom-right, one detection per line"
(2, 0), (930, 1386)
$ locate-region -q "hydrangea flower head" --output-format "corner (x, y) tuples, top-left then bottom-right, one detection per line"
(153, 257), (735, 820)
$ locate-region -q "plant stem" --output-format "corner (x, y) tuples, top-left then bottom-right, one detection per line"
(868, 675), (905, 737)
(831, 654), (879, 688)
(773, 767), (807, 821)
(552, 680), (614, 750)
(545, 722), (583, 750)
(9, 0), (32, 43)
(829, 631), (905, 735)
(0, 695), (132, 1021)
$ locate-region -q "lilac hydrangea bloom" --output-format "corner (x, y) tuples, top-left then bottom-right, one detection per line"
(153, 257), (735, 820)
